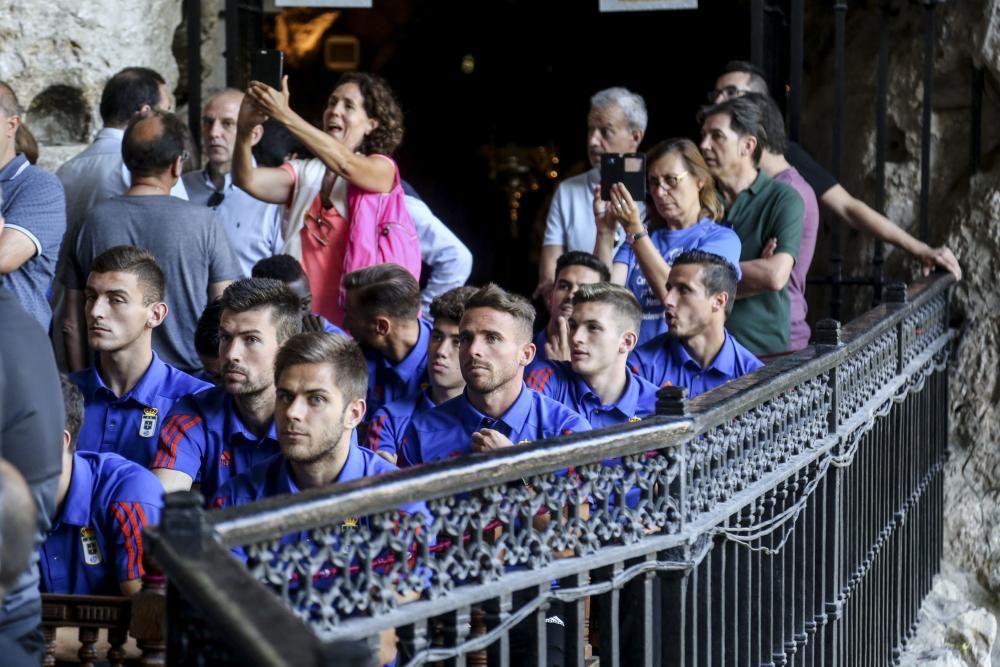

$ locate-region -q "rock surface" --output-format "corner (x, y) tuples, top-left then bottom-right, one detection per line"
(0, 0), (182, 145)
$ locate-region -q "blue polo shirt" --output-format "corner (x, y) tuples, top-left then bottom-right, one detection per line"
(613, 219), (743, 345)
(628, 330), (763, 398)
(399, 385), (592, 466)
(365, 318), (431, 417)
(525, 360), (659, 429)
(366, 386), (435, 459)
(70, 353), (212, 467)
(151, 386), (280, 503)
(39, 452), (163, 596)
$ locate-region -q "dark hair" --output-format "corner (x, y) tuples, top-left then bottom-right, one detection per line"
(342, 264), (420, 320)
(195, 299), (225, 358)
(672, 250), (739, 314)
(252, 254), (306, 284)
(463, 283), (536, 343)
(697, 96), (766, 164)
(646, 138), (724, 222)
(253, 119), (312, 167)
(0, 81), (22, 117)
(572, 282), (642, 334)
(122, 110), (188, 178)
(274, 332), (368, 404)
(334, 72), (404, 156)
(220, 278), (303, 344)
(100, 67), (166, 128)
(429, 285), (478, 325)
(60, 375), (85, 451)
(555, 251), (611, 283)
(91, 245), (165, 304)
(719, 60), (769, 95)
(743, 92), (787, 155)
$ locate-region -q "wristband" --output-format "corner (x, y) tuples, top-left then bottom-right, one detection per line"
(627, 230), (649, 246)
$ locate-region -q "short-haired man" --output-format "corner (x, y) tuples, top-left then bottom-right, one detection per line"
(63, 111), (242, 373)
(527, 283), (658, 427)
(400, 284), (591, 466)
(535, 251), (610, 363)
(0, 81), (66, 328)
(183, 89), (283, 275)
(151, 278), (302, 502)
(343, 264), (431, 416)
(630, 251), (763, 397)
(40, 377), (163, 596)
(710, 60), (961, 281)
(745, 92), (819, 350)
(69, 246), (211, 467)
(366, 285), (478, 461)
(538, 87), (647, 296)
(252, 254), (347, 336)
(698, 96), (804, 355)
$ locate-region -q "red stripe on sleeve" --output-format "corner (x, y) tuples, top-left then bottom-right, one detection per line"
(111, 502), (138, 582)
(534, 367), (553, 392)
(129, 502), (149, 579)
(368, 416), (385, 451)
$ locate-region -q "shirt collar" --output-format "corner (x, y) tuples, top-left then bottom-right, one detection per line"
(277, 432), (364, 492)
(585, 166), (600, 188)
(746, 169), (770, 195)
(0, 153), (29, 182)
(572, 369), (641, 416)
(458, 384), (534, 435)
(98, 127), (125, 141)
(384, 318), (431, 382)
(84, 353), (170, 407)
(670, 335), (734, 376)
(225, 393), (278, 443)
(60, 454), (96, 527)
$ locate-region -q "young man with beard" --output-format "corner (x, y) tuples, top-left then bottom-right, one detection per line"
(629, 251), (762, 397)
(151, 278), (302, 502)
(366, 285), (477, 462)
(399, 283), (591, 467)
(70, 246), (211, 467)
(527, 283), (659, 428)
(533, 251), (609, 364)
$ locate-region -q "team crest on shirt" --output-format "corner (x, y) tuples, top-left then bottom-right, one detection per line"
(629, 416), (642, 423)
(342, 517), (359, 528)
(80, 527), (103, 566)
(138, 407), (159, 438)
(519, 440), (531, 444)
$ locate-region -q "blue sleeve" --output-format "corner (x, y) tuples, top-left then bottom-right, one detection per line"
(107, 476), (162, 585)
(697, 228), (744, 280)
(613, 241), (634, 266)
(561, 411), (592, 435)
(524, 360), (560, 397)
(398, 422), (422, 467)
(151, 399), (207, 478)
(366, 407), (399, 457)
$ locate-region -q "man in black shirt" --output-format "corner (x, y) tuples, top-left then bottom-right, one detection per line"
(709, 60), (962, 281)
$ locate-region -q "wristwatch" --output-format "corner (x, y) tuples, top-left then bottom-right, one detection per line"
(626, 230), (649, 246)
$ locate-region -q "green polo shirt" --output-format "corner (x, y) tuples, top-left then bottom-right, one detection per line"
(724, 170), (804, 355)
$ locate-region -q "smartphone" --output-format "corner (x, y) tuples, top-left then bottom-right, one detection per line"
(600, 153), (647, 203)
(252, 49), (284, 90)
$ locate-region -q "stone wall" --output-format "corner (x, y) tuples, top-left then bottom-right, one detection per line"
(799, 2), (1000, 664)
(0, 0), (183, 147)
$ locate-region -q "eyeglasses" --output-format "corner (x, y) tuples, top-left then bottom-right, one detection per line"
(707, 86), (745, 102)
(207, 191), (226, 208)
(648, 172), (690, 191)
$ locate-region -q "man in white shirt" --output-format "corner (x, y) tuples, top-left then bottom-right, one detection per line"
(537, 86), (646, 298)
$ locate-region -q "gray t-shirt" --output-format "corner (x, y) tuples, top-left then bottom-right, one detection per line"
(64, 195), (242, 372)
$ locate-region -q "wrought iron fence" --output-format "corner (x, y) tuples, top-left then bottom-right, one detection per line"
(143, 272), (954, 666)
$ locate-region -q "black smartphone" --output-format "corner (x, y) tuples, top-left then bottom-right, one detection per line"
(252, 49), (284, 90)
(600, 153), (647, 202)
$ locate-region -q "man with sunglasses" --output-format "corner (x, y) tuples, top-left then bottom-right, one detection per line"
(184, 89), (283, 276)
(63, 111), (242, 374)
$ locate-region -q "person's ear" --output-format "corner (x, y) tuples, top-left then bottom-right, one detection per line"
(741, 135), (757, 159)
(520, 341), (536, 367)
(630, 127), (643, 147)
(713, 291), (729, 313)
(621, 329), (638, 354)
(374, 315), (391, 337)
(250, 124), (264, 147)
(147, 301), (169, 329)
(63, 429), (72, 454)
(344, 397), (366, 430)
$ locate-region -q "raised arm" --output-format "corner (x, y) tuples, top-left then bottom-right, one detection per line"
(604, 182), (673, 304)
(820, 184), (962, 280)
(247, 78), (394, 194)
(232, 95), (294, 204)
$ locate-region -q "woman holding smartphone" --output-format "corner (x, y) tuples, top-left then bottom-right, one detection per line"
(233, 72), (418, 327)
(593, 138), (742, 344)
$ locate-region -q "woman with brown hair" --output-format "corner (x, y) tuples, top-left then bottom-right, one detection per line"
(233, 72), (419, 327)
(594, 137), (742, 344)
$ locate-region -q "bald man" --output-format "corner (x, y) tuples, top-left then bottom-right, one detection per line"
(183, 89), (282, 275)
(62, 111), (242, 374)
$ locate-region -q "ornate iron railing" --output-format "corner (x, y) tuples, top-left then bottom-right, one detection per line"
(145, 273), (954, 666)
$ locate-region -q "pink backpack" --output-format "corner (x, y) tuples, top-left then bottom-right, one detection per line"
(343, 156), (421, 284)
